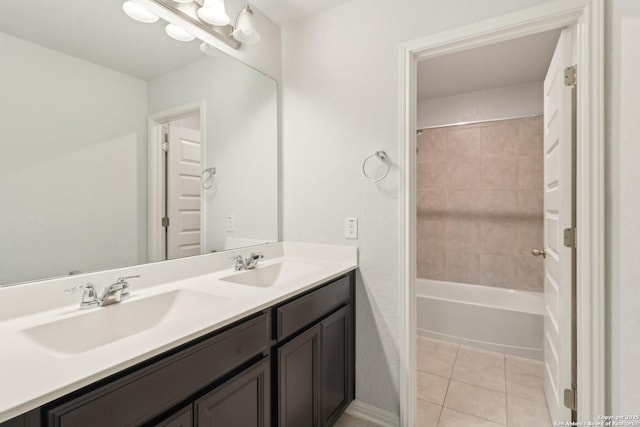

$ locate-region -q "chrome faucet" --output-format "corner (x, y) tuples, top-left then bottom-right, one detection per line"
(65, 275), (140, 309)
(232, 252), (264, 271)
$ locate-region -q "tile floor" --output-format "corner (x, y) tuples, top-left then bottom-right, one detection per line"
(333, 413), (383, 427)
(416, 336), (552, 427)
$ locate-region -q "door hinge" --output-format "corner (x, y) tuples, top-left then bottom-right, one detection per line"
(162, 217), (170, 227)
(564, 65), (577, 87)
(564, 388), (577, 411)
(564, 228), (576, 248)
(162, 131), (169, 152)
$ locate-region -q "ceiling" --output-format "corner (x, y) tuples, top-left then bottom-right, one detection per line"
(251, 0), (354, 25)
(417, 29), (562, 100)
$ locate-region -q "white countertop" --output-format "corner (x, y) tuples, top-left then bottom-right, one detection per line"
(0, 242), (357, 423)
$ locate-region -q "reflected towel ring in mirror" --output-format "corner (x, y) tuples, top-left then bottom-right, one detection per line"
(362, 150), (390, 182)
(201, 167), (217, 189)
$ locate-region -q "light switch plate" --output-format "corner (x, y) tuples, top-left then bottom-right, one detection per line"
(226, 215), (235, 232)
(345, 217), (358, 239)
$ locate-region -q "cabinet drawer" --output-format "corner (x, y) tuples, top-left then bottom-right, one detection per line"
(46, 313), (269, 427)
(276, 275), (350, 341)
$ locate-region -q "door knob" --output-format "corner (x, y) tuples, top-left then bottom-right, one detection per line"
(531, 249), (546, 258)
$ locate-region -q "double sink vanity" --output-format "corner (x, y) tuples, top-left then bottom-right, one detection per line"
(0, 242), (358, 427)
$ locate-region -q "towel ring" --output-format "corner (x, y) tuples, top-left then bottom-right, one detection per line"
(362, 151), (390, 182)
(201, 167), (217, 190)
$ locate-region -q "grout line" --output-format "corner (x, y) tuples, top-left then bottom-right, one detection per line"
(436, 343), (459, 426)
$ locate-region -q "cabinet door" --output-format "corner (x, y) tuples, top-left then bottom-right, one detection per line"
(277, 324), (322, 427)
(195, 357), (270, 427)
(321, 306), (352, 426)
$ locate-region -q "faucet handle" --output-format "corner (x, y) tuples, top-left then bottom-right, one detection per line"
(117, 275), (140, 283)
(65, 283), (99, 309)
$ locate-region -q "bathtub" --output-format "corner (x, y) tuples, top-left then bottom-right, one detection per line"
(416, 278), (544, 360)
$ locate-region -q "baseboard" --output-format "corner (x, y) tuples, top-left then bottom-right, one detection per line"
(345, 400), (400, 427)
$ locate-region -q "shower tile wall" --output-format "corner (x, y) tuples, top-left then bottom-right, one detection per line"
(417, 116), (544, 292)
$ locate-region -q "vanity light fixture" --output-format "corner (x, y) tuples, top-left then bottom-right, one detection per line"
(122, 1), (160, 23)
(165, 23), (196, 41)
(200, 42), (223, 56)
(197, 0), (230, 26)
(231, 5), (260, 44)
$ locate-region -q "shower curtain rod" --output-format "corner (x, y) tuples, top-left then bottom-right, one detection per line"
(416, 112), (542, 132)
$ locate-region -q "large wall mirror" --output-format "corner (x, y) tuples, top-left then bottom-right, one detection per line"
(0, 0), (278, 287)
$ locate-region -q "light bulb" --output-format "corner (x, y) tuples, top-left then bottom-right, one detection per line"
(122, 1), (159, 23)
(232, 6), (260, 44)
(197, 0), (230, 26)
(165, 24), (196, 41)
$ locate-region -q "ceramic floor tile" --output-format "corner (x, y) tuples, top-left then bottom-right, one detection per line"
(443, 380), (507, 425)
(438, 407), (505, 427)
(417, 336), (459, 378)
(452, 356), (506, 392)
(418, 371), (450, 405)
(507, 394), (552, 427)
(333, 413), (370, 427)
(506, 370), (546, 403)
(505, 354), (544, 378)
(417, 399), (442, 427)
(456, 344), (505, 369)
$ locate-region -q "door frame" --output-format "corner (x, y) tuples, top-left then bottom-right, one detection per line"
(148, 100), (206, 262)
(398, 0), (604, 425)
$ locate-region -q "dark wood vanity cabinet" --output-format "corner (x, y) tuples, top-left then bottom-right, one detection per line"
(275, 275), (354, 427)
(0, 271), (355, 427)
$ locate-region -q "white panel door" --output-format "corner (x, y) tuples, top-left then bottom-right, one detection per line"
(542, 28), (573, 422)
(167, 124), (202, 260)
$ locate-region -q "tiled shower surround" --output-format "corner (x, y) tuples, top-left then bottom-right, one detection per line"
(417, 116), (544, 292)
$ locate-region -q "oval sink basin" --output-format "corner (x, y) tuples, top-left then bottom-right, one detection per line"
(21, 289), (227, 356)
(220, 261), (325, 288)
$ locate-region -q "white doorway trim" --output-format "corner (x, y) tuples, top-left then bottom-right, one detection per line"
(148, 100), (206, 262)
(398, 0), (604, 425)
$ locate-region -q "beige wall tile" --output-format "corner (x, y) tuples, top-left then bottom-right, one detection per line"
(417, 249), (446, 280)
(519, 155), (543, 189)
(445, 220), (481, 253)
(418, 158), (447, 190)
(418, 220), (446, 251)
(479, 254), (518, 287)
(481, 122), (519, 158)
(418, 189), (446, 217)
(518, 116), (544, 158)
(445, 252), (480, 284)
(416, 117), (544, 290)
(446, 158), (482, 190)
(443, 380), (507, 424)
(481, 156), (519, 190)
(481, 221), (518, 256)
(447, 128), (481, 158)
(519, 189), (544, 216)
(418, 128), (447, 163)
(517, 220), (544, 256)
(516, 256), (543, 292)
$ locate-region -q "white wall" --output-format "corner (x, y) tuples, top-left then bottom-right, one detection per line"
(148, 56), (278, 252)
(417, 81), (543, 128)
(0, 33), (147, 285)
(281, 0), (551, 414)
(606, 0), (640, 413)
